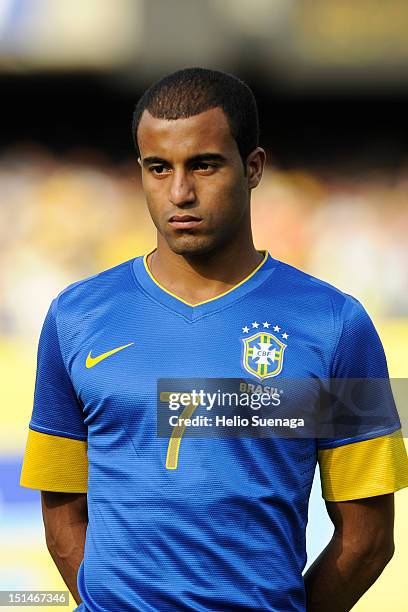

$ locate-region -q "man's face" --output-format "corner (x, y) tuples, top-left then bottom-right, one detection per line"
(137, 106), (263, 256)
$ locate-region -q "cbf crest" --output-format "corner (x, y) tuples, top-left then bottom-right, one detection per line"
(241, 322), (288, 380)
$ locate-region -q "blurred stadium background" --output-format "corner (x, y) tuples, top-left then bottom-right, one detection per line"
(0, 0), (407, 610)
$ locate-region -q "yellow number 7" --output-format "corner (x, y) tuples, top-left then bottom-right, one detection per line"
(160, 392), (201, 470)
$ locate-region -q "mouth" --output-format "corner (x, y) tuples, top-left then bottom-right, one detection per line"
(168, 214), (203, 230)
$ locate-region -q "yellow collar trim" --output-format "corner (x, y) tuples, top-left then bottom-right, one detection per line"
(142, 248), (269, 308)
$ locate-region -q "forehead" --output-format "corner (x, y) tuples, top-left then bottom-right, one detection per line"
(137, 107), (238, 159)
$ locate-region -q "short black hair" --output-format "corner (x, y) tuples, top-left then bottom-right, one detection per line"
(132, 67), (259, 165)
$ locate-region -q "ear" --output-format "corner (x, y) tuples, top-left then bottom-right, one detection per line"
(246, 147), (266, 189)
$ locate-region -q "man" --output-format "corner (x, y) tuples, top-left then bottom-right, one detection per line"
(20, 67), (408, 611)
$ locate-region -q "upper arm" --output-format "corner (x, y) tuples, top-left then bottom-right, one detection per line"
(318, 297), (408, 502)
(318, 430), (408, 501)
(41, 492), (88, 527)
(20, 299), (88, 493)
(325, 494), (395, 558)
(41, 491), (88, 551)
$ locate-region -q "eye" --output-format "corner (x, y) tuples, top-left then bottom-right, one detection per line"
(193, 162), (217, 173)
(149, 165), (170, 176)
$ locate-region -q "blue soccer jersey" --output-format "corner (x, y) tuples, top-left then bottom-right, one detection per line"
(21, 249), (408, 612)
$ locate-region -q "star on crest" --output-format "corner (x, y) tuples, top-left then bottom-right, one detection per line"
(241, 319), (290, 343)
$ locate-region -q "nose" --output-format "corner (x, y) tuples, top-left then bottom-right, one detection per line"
(169, 169), (196, 206)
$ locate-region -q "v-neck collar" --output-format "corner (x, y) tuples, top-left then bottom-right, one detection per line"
(131, 248), (278, 321)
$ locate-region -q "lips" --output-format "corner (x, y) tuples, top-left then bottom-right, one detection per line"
(168, 214), (203, 229)
(169, 214), (201, 222)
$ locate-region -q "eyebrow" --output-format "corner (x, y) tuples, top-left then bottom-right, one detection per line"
(142, 153), (228, 168)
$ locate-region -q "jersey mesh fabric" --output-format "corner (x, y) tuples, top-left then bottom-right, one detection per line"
(29, 300), (88, 441)
(20, 253), (408, 612)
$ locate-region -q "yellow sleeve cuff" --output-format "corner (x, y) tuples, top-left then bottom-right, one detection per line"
(318, 429), (408, 501)
(20, 428), (88, 493)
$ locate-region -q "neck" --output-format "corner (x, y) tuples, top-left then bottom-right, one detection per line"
(147, 233), (264, 306)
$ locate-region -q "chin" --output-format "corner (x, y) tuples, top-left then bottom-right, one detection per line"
(167, 234), (218, 256)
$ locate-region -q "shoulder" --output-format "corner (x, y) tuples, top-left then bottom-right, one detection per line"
(51, 257), (137, 318)
(274, 258), (365, 323)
